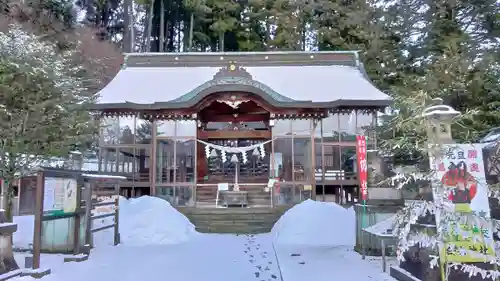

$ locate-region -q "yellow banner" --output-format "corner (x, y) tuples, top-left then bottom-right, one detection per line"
(443, 221), (494, 263)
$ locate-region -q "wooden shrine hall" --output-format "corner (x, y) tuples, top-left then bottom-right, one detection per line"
(91, 51), (391, 208)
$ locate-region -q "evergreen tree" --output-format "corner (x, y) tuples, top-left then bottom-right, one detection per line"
(0, 25), (96, 221)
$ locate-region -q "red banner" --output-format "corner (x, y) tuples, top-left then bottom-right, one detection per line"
(356, 135), (368, 201)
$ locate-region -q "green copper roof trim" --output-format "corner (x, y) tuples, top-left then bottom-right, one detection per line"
(169, 77), (297, 103)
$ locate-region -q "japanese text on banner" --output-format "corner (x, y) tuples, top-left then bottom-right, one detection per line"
(430, 144), (495, 263)
(356, 135), (368, 201)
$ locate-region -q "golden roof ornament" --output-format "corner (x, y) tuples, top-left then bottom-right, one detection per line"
(213, 61), (252, 80)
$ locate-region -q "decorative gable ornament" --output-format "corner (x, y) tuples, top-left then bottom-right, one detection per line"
(213, 62), (253, 80)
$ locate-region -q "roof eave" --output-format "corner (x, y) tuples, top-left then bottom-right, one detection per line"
(90, 98), (392, 112)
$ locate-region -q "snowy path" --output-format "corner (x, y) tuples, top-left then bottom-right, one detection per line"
(16, 234), (282, 281)
(275, 245), (396, 281)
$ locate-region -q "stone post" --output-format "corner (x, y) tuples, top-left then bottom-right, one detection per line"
(0, 210), (19, 276)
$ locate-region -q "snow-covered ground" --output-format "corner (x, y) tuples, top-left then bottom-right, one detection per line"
(272, 200), (395, 281)
(11, 197), (396, 281)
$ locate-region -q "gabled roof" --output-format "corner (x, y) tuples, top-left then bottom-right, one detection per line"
(93, 51), (392, 111)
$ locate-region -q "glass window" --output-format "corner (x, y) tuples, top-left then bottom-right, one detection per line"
(100, 117), (120, 145)
(176, 120), (197, 137)
(157, 120), (176, 137)
(291, 119), (311, 136)
(118, 116), (135, 144)
(293, 138), (312, 182)
(272, 138), (293, 181)
(272, 120), (292, 136)
(135, 119), (155, 144)
(174, 139), (195, 183)
(356, 112), (373, 136)
(156, 139), (175, 184)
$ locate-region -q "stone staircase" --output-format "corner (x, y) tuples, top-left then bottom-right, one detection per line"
(196, 184), (272, 207)
(176, 205), (293, 234)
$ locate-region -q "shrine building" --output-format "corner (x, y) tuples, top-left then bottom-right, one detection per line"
(91, 51), (391, 208)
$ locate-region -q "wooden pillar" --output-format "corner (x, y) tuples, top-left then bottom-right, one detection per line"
(150, 119), (158, 196)
(310, 119), (317, 201)
(193, 128), (198, 206)
(338, 113), (343, 204)
(270, 120), (275, 208)
(115, 149), (119, 172)
(32, 170), (44, 269)
(97, 148), (102, 172)
(173, 121), (177, 198)
(320, 119), (325, 202)
(372, 111), (378, 149)
(289, 120), (295, 201)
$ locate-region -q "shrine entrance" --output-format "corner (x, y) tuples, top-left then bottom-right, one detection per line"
(196, 98), (273, 186)
(199, 137), (271, 184)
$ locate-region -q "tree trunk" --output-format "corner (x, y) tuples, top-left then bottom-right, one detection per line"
(219, 32), (225, 52)
(159, 0), (165, 52)
(123, 0), (133, 52)
(144, 0), (155, 52)
(188, 12), (194, 51)
(2, 179), (13, 222)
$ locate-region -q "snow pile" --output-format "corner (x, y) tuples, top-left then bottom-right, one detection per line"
(95, 196), (198, 246)
(13, 196), (197, 250)
(272, 199), (355, 247)
(13, 215), (34, 250)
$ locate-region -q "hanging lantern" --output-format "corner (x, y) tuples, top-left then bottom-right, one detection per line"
(210, 149), (218, 158)
(252, 147), (260, 156)
(230, 154), (239, 163)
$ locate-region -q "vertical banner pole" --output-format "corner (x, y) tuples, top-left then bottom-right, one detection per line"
(356, 135), (368, 260)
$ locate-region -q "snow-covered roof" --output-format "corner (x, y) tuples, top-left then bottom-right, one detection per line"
(95, 51), (392, 109)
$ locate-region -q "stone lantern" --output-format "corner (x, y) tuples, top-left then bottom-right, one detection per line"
(421, 100), (460, 147)
(64, 151), (83, 170)
(420, 100), (460, 196)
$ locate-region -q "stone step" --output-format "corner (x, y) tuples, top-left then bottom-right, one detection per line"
(176, 205), (292, 234)
(188, 213), (282, 220)
(196, 226), (272, 234)
(177, 206), (291, 215)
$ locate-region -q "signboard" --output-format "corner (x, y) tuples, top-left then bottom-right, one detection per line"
(356, 135), (368, 201)
(217, 183), (229, 191)
(43, 177), (78, 216)
(429, 144), (495, 265)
